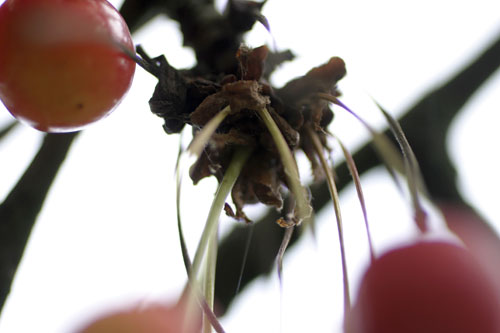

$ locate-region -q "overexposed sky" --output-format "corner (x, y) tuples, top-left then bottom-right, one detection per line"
(1, 0), (500, 332)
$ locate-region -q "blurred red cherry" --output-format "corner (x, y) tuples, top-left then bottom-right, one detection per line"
(439, 202), (500, 290)
(77, 301), (201, 333)
(0, 0), (135, 132)
(345, 240), (500, 333)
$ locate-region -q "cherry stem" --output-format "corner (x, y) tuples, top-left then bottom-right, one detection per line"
(307, 126), (351, 314)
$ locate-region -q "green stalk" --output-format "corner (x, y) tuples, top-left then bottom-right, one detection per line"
(189, 147), (251, 332)
(333, 133), (376, 263)
(307, 127), (351, 313)
(191, 147), (251, 278)
(317, 93), (405, 178)
(319, 93), (429, 232)
(203, 230), (218, 333)
(256, 108), (311, 224)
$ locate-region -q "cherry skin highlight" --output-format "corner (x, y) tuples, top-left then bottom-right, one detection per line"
(0, 0), (135, 132)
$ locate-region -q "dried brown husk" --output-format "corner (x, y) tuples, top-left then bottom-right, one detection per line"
(176, 45), (348, 223)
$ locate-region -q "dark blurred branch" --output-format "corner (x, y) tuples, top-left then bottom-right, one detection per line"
(215, 29), (500, 314)
(0, 122), (18, 141)
(400, 31), (500, 202)
(119, 0), (165, 33)
(121, 0), (267, 74)
(120, 0), (218, 35)
(0, 132), (77, 312)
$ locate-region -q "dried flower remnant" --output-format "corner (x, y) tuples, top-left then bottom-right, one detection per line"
(137, 36), (412, 326)
(188, 47), (348, 225)
(141, 42), (348, 226)
(277, 57), (347, 180)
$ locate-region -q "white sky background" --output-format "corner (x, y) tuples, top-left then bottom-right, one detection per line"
(1, 0), (500, 332)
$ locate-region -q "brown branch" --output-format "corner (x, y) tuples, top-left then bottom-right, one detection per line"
(214, 29), (500, 314)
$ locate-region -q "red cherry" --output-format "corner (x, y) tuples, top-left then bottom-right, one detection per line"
(346, 241), (500, 333)
(0, 0), (135, 132)
(77, 302), (202, 333)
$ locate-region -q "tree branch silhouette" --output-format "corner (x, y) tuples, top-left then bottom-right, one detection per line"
(0, 132), (77, 312)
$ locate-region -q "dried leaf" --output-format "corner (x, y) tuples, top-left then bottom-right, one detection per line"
(277, 57), (346, 106)
(222, 80), (270, 113)
(236, 45), (269, 81)
(147, 55), (189, 134)
(189, 105), (232, 157)
(189, 149), (224, 185)
(211, 129), (256, 147)
(263, 49), (294, 79)
(231, 150), (284, 221)
(223, 203), (236, 219)
(190, 93), (228, 128)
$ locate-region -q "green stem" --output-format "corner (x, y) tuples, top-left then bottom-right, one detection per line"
(307, 127), (351, 313)
(191, 147), (251, 278)
(189, 147), (251, 332)
(203, 230), (218, 333)
(256, 108), (311, 224)
(333, 133), (376, 263)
